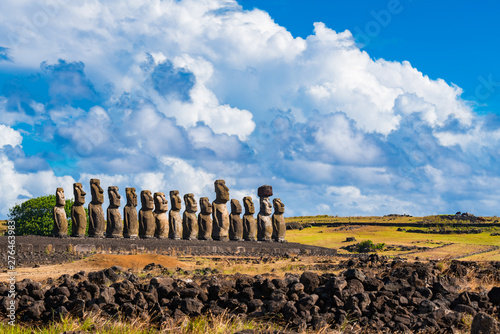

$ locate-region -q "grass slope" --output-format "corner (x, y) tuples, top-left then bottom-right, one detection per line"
(286, 216), (500, 260)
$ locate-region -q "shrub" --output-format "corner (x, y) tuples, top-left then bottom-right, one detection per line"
(357, 240), (385, 253)
(7, 195), (73, 236)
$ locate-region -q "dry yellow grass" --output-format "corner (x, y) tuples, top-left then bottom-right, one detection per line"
(0, 253), (345, 283)
(185, 255), (344, 276)
(465, 249), (500, 261)
(85, 254), (189, 270)
(1, 310), (286, 334)
(408, 243), (492, 260)
(0, 254), (192, 282)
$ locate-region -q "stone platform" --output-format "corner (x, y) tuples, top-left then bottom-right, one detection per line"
(1, 235), (337, 268)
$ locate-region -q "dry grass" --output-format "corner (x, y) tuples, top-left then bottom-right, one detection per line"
(85, 254), (190, 270)
(460, 265), (499, 293)
(0, 253), (346, 283)
(0, 254), (192, 282)
(409, 243), (493, 260)
(464, 249), (500, 261)
(176, 255), (343, 277)
(1, 310), (335, 334)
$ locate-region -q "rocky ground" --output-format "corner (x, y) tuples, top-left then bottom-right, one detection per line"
(2, 255), (500, 333)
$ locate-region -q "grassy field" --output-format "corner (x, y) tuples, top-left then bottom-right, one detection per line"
(286, 214), (498, 225)
(286, 215), (419, 224)
(285, 216), (500, 260)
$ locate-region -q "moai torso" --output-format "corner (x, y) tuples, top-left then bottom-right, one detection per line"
(53, 188), (68, 237)
(139, 190), (155, 238)
(169, 190), (183, 240)
(154, 192), (169, 239)
(106, 186), (123, 238)
(212, 179), (230, 241)
(272, 198), (286, 242)
(183, 193), (198, 240)
(88, 179), (105, 238)
(257, 185), (273, 242)
(198, 197), (213, 240)
(243, 196), (257, 241)
(229, 199), (243, 241)
(123, 187), (139, 238)
(71, 183), (87, 237)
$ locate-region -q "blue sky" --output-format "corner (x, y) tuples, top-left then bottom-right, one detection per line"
(241, 0), (500, 114)
(0, 0), (499, 218)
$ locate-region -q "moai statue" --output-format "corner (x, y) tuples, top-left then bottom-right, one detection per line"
(139, 190), (155, 238)
(257, 185), (273, 242)
(212, 179), (230, 241)
(88, 179), (105, 238)
(154, 192), (169, 239)
(243, 196), (257, 241)
(106, 186), (123, 238)
(198, 197), (213, 240)
(272, 198), (286, 242)
(183, 193), (198, 240)
(71, 183), (87, 237)
(123, 187), (139, 238)
(53, 188), (68, 237)
(169, 190), (183, 240)
(229, 199), (243, 241)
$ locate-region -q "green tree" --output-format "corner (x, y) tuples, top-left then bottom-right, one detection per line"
(7, 195), (73, 236)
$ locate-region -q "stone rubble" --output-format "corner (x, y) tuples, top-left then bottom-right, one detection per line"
(3, 256), (500, 333)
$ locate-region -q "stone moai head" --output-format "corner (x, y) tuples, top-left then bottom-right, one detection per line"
(184, 193), (197, 213)
(231, 199), (242, 215)
(154, 192), (168, 212)
(257, 185), (273, 198)
(199, 197), (212, 214)
(108, 186), (121, 207)
(258, 185), (273, 215)
(273, 198), (285, 214)
(141, 190), (154, 210)
(90, 179), (104, 204)
(214, 179), (229, 203)
(170, 190), (182, 211)
(260, 197), (273, 216)
(126, 187), (137, 207)
(243, 196), (255, 215)
(56, 188), (65, 207)
(73, 183), (86, 205)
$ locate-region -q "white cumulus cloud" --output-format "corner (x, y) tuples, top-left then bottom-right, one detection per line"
(0, 0), (497, 217)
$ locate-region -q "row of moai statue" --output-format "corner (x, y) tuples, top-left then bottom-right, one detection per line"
(53, 179), (286, 242)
